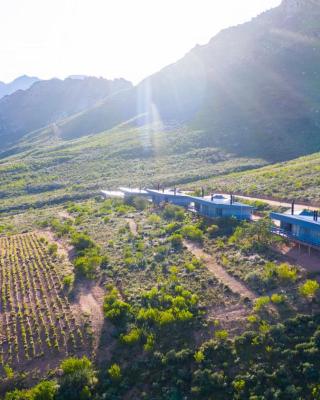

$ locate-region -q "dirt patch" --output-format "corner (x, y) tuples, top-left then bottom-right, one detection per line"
(126, 218), (138, 236)
(72, 282), (105, 351)
(276, 243), (320, 275)
(58, 210), (75, 221)
(209, 305), (251, 335)
(184, 240), (257, 301)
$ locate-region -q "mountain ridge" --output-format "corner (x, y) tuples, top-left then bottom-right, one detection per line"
(2, 0), (320, 164)
(26, 0), (320, 163)
(0, 76), (132, 148)
(0, 75), (39, 99)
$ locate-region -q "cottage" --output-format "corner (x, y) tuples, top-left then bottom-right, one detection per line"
(191, 194), (254, 220)
(270, 209), (320, 249)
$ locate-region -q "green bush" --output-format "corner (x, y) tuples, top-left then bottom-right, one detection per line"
(5, 381), (58, 400)
(71, 233), (95, 253)
(162, 204), (185, 221)
(104, 287), (132, 324)
(299, 280), (320, 299)
(108, 364), (121, 381)
(48, 243), (58, 257)
(181, 225), (204, 243)
(169, 233), (183, 249)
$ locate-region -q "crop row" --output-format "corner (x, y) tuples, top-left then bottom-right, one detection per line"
(0, 233), (84, 366)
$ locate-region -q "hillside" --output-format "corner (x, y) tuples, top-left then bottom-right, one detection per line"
(0, 122), (266, 213)
(188, 151), (320, 204)
(0, 77), (132, 149)
(0, 75), (39, 99)
(21, 0), (320, 163)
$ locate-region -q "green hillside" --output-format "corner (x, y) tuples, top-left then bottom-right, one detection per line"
(189, 151), (320, 204)
(0, 123), (266, 213)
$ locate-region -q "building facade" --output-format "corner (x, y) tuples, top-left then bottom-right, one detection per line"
(270, 211), (320, 248)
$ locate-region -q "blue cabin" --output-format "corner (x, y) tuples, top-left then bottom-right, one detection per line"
(190, 195), (254, 220)
(146, 189), (192, 207)
(270, 211), (320, 248)
(145, 190), (253, 220)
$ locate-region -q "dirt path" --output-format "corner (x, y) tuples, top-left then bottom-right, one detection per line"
(224, 194), (312, 211)
(126, 218), (138, 236)
(73, 283), (105, 350)
(184, 241), (257, 301)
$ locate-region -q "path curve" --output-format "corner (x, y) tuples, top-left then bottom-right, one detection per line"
(184, 241), (257, 301)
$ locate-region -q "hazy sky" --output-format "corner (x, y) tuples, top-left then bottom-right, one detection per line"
(0, 0), (281, 84)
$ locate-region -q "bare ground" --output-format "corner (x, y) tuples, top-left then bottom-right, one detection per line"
(276, 243), (320, 275)
(126, 218), (138, 236)
(184, 240), (257, 301)
(71, 282), (105, 350)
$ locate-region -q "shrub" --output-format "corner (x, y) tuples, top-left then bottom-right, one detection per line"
(71, 233), (95, 253)
(148, 214), (161, 225)
(253, 296), (271, 312)
(5, 381), (58, 400)
(108, 364), (121, 381)
(61, 356), (92, 375)
(194, 350), (205, 363)
(277, 263), (297, 282)
(214, 330), (229, 340)
(229, 219), (277, 250)
(162, 204), (185, 221)
(4, 364), (14, 379)
(74, 254), (102, 279)
(207, 224), (219, 238)
(271, 293), (285, 304)
(169, 233), (183, 249)
(181, 225), (204, 243)
(104, 287), (132, 324)
(121, 328), (142, 345)
(58, 357), (96, 400)
(299, 280), (320, 299)
(48, 243), (58, 256)
(63, 275), (74, 289)
(133, 197), (148, 211)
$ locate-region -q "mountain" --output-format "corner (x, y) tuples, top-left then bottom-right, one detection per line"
(0, 75), (39, 99)
(30, 0), (320, 163)
(0, 76), (132, 148)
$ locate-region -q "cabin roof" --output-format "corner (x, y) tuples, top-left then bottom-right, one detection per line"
(146, 189), (253, 209)
(270, 212), (320, 231)
(191, 196), (254, 209)
(146, 189), (188, 198)
(119, 187), (149, 195)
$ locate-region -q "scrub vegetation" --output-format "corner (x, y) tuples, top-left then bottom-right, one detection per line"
(0, 197), (319, 399)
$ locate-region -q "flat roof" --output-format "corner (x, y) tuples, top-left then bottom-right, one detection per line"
(146, 189), (253, 209)
(270, 212), (320, 232)
(119, 187), (149, 195)
(191, 196), (254, 209)
(146, 189), (188, 198)
(101, 190), (124, 198)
